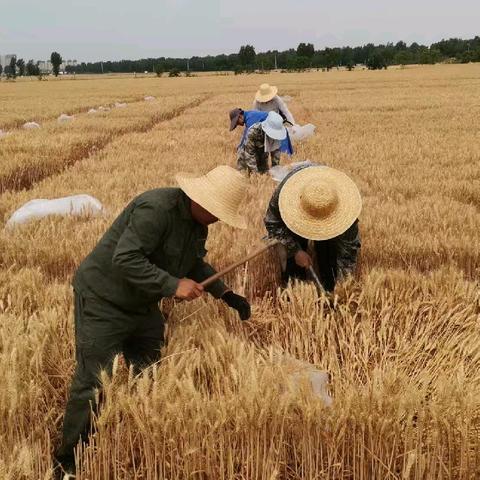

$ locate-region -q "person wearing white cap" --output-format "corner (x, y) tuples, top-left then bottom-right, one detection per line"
(237, 111), (287, 174)
(253, 83), (295, 125)
(264, 163), (361, 292)
(54, 165), (251, 478)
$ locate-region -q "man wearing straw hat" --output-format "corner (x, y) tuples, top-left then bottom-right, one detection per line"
(264, 163), (361, 292)
(54, 166), (251, 478)
(237, 111), (288, 174)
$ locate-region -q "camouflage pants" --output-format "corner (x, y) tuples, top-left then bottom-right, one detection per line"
(237, 149), (281, 174)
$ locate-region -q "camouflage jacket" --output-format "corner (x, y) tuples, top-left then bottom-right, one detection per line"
(237, 123), (267, 173)
(264, 163), (361, 277)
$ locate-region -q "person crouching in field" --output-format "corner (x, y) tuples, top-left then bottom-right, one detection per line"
(237, 111), (288, 174)
(54, 166), (251, 478)
(229, 107), (294, 167)
(264, 163), (362, 292)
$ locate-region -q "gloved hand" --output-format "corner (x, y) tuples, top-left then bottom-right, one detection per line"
(222, 291), (251, 321)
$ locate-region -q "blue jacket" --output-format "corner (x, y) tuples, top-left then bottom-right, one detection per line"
(239, 110), (294, 155)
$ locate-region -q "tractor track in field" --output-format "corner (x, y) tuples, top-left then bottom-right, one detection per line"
(0, 94), (213, 195)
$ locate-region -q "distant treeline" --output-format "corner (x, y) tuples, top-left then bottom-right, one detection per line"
(65, 36), (480, 74)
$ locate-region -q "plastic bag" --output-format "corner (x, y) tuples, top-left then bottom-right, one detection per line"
(6, 194), (104, 228)
(144, 96), (155, 101)
(87, 108), (97, 114)
(58, 113), (74, 123)
(275, 353), (332, 406)
(290, 123), (316, 141)
(23, 122), (40, 129)
(269, 160), (315, 183)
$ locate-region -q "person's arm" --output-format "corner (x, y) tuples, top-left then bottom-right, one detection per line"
(188, 259), (227, 299)
(335, 220), (361, 278)
(112, 202), (180, 299)
(188, 257), (251, 320)
(275, 96), (295, 125)
(264, 193), (301, 257)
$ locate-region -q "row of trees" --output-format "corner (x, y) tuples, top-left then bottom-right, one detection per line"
(64, 36), (480, 75)
(4, 37), (479, 77)
(1, 52), (63, 78)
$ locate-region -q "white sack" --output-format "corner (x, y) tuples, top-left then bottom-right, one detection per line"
(290, 123), (316, 141)
(6, 194), (104, 228)
(274, 353), (333, 406)
(23, 122), (40, 129)
(58, 113), (74, 123)
(269, 160), (315, 183)
(144, 96), (155, 101)
(115, 102), (127, 108)
(87, 108), (97, 114)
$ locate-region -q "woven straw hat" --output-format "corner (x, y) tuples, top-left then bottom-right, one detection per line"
(279, 167), (362, 240)
(255, 83), (278, 103)
(176, 165), (248, 229)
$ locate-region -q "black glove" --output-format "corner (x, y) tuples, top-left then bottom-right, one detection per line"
(222, 291), (251, 321)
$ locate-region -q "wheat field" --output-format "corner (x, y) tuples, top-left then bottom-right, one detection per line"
(1, 64), (480, 479)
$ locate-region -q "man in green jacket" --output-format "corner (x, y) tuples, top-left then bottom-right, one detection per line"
(55, 165), (251, 477)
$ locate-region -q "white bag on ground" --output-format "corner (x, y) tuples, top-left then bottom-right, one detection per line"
(290, 123), (316, 141)
(58, 113), (74, 123)
(87, 108), (97, 114)
(115, 102), (127, 108)
(274, 353), (333, 406)
(23, 122), (40, 129)
(144, 96), (155, 101)
(6, 194), (104, 228)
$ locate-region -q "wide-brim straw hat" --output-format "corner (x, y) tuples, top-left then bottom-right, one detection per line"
(255, 83), (278, 103)
(279, 166), (362, 240)
(261, 111), (287, 140)
(176, 165), (248, 229)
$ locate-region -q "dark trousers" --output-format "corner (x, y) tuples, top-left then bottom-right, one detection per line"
(56, 290), (164, 469)
(283, 238), (339, 292)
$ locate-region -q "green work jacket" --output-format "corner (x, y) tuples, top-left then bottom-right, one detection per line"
(74, 188), (227, 311)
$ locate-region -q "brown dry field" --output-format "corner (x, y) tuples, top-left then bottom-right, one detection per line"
(1, 64), (480, 479)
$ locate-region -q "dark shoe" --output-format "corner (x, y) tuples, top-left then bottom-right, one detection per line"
(53, 456), (76, 479)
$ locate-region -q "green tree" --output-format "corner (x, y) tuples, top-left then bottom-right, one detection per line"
(297, 42), (315, 58)
(16, 58), (25, 76)
(238, 45), (256, 69)
(7, 56), (17, 78)
(26, 60), (40, 76)
(394, 51), (411, 66)
(154, 64), (164, 77)
(366, 52), (387, 70)
(50, 51), (63, 76)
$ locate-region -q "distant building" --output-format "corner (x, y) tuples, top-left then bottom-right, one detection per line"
(37, 60), (53, 73)
(2, 54), (17, 69)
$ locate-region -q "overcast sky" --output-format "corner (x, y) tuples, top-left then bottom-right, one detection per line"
(1, 0), (479, 62)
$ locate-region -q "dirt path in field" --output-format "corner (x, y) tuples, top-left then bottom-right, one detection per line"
(0, 95), (213, 195)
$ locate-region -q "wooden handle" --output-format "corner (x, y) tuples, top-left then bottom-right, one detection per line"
(201, 240), (279, 288)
